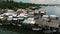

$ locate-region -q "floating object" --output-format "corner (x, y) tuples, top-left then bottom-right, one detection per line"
(23, 17), (35, 24)
(7, 16), (13, 21)
(28, 18), (34, 21)
(4, 13), (10, 16)
(40, 10), (45, 13)
(32, 28), (42, 31)
(50, 15), (58, 20)
(42, 15), (49, 21)
(7, 9), (14, 13)
(12, 18), (18, 25)
(0, 17), (4, 19)
(12, 14), (17, 17)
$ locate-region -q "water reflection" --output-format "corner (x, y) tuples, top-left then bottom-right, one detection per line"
(45, 6), (60, 17)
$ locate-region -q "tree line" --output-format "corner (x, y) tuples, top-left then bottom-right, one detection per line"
(0, 1), (40, 9)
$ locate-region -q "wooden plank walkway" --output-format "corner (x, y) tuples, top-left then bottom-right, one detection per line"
(34, 15), (60, 28)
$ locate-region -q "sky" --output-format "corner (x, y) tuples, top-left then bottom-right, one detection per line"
(13, 0), (30, 3)
(13, 0), (60, 4)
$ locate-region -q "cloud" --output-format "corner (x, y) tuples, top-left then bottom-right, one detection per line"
(13, 0), (30, 2)
(30, 0), (60, 4)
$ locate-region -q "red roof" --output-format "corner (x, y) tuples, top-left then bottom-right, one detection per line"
(17, 9), (23, 13)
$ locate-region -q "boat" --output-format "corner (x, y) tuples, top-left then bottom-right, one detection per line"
(0, 8), (59, 34)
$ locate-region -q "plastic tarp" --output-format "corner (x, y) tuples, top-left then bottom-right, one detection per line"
(4, 13), (10, 16)
(12, 18), (18, 20)
(40, 10), (45, 13)
(24, 16), (28, 18)
(42, 15), (49, 18)
(24, 14), (28, 16)
(30, 21), (35, 24)
(12, 14), (17, 17)
(28, 18), (34, 21)
(17, 14), (24, 17)
(17, 18), (24, 20)
(4, 13), (15, 16)
(17, 13), (28, 18)
(50, 15), (58, 20)
(50, 15), (57, 17)
(32, 28), (42, 31)
(0, 17), (4, 19)
(23, 20), (35, 24)
(42, 15), (49, 21)
(7, 16), (13, 20)
(7, 9), (14, 13)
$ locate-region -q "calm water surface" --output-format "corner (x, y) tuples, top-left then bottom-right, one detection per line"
(45, 6), (60, 17)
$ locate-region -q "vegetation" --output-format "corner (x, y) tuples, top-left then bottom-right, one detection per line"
(0, 1), (40, 9)
(0, 0), (57, 9)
